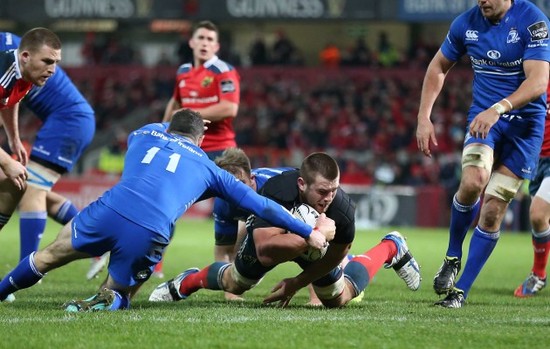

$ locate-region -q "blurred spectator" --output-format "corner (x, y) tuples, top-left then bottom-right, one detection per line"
(344, 36), (373, 66)
(377, 32), (400, 67)
(101, 35), (140, 64)
(156, 50), (174, 67)
(97, 128), (128, 175)
(340, 159), (373, 185)
(80, 32), (102, 65)
(176, 31), (193, 64)
(249, 33), (268, 66)
(271, 30), (295, 65)
(319, 42), (341, 67)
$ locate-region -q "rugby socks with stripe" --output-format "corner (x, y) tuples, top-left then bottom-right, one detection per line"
(179, 262), (228, 297)
(0, 252), (43, 301)
(19, 211), (47, 261)
(455, 226), (499, 298)
(447, 195), (480, 259)
(531, 227), (550, 278)
(344, 240), (396, 294)
(52, 200), (78, 225)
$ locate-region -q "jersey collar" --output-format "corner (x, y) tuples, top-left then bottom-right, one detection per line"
(13, 49), (23, 79)
(203, 55), (219, 68)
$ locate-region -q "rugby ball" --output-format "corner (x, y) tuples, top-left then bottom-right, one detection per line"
(291, 203), (328, 261)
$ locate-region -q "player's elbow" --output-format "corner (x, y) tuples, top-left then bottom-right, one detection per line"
(223, 102), (239, 118)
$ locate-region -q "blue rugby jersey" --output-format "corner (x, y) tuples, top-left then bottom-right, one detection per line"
(441, 0), (550, 118)
(99, 122), (313, 240)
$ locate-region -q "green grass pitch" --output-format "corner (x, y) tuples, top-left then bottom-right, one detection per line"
(0, 216), (548, 349)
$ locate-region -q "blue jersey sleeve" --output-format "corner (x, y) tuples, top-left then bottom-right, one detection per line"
(521, 11), (550, 61)
(0, 32), (20, 51)
(213, 197), (239, 235)
(441, 14), (468, 62)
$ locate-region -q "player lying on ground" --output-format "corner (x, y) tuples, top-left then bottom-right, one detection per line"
(0, 109), (335, 311)
(150, 153), (422, 308)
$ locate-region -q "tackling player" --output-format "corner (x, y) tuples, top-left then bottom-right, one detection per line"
(0, 109), (334, 311)
(212, 147), (294, 300)
(149, 152), (421, 308)
(159, 20), (241, 278)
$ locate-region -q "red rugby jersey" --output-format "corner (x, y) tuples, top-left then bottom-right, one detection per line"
(542, 84), (550, 157)
(172, 56), (240, 152)
(0, 50), (32, 109)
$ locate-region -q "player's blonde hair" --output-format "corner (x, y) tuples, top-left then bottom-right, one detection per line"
(214, 148), (251, 177)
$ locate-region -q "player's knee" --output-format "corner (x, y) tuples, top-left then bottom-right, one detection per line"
(312, 277), (347, 308)
(479, 197), (508, 228)
(226, 264), (260, 294)
(33, 249), (58, 272)
(529, 207), (548, 229)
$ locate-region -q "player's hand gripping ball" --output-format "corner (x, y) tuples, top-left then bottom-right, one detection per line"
(291, 203), (328, 261)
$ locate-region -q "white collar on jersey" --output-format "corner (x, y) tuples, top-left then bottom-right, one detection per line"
(203, 55), (219, 68)
(13, 49), (23, 79)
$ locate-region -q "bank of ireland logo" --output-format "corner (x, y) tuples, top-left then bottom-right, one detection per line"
(465, 30), (478, 41)
(507, 28), (520, 43)
(487, 50), (501, 60)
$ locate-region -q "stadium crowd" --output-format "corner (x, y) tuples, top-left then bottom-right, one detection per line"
(9, 33), (471, 191)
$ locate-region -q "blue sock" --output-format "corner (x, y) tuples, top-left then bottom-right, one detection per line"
(0, 252), (44, 300)
(447, 195), (480, 259)
(110, 290), (131, 310)
(206, 262), (231, 290)
(344, 261), (370, 295)
(53, 200), (78, 225)
(19, 211), (47, 261)
(455, 226), (499, 298)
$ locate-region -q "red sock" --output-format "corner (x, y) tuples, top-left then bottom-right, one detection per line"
(351, 240), (396, 279)
(179, 267), (209, 296)
(154, 259), (163, 272)
(532, 238), (550, 279)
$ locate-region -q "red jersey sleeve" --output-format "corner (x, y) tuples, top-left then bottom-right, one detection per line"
(216, 69), (240, 104)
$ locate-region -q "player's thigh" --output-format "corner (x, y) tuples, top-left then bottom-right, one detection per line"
(108, 222), (168, 287)
(530, 175), (550, 225)
(232, 232), (275, 290)
(37, 223), (90, 270)
(0, 177), (23, 214)
(500, 118), (542, 181)
(73, 201), (168, 287)
(19, 182), (50, 210)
